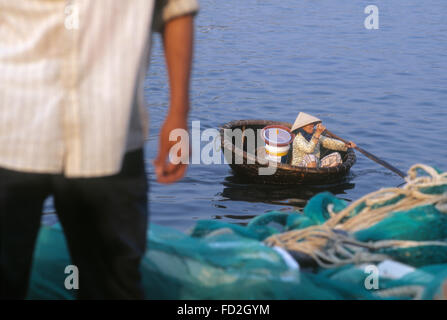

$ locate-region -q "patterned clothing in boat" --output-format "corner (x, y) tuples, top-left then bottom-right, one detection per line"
(291, 132), (347, 167)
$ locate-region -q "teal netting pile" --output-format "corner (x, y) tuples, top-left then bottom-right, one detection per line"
(264, 164), (447, 270)
(27, 164), (447, 299)
(29, 222), (383, 300)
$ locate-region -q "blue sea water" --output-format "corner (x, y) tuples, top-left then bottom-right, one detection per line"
(44, 1), (447, 231)
(143, 0), (447, 231)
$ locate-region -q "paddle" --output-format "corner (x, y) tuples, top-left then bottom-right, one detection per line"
(325, 130), (406, 178)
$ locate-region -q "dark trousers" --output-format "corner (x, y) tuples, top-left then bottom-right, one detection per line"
(0, 149), (148, 300)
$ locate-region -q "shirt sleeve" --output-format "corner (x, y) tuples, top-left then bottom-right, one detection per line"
(152, 0), (199, 33)
(293, 133), (318, 154)
(320, 136), (348, 151)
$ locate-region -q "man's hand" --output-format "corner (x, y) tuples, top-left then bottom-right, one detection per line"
(154, 14), (194, 184)
(314, 123), (326, 139)
(154, 112), (189, 184)
(345, 141), (357, 149)
(315, 123), (326, 135)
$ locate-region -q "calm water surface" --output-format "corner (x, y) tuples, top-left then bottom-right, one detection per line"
(47, 1), (447, 231)
(145, 0), (447, 231)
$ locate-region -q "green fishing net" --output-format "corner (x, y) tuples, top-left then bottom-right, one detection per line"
(27, 222), (377, 300)
(27, 209), (447, 300)
(318, 263), (447, 300)
(27, 165), (447, 299)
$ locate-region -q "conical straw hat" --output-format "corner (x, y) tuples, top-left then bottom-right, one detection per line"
(291, 112), (321, 132)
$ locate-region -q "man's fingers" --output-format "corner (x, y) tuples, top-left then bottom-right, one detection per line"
(154, 127), (189, 183)
(156, 164), (187, 184)
(164, 161), (185, 174)
(153, 156), (164, 176)
(153, 150), (187, 184)
(345, 141), (356, 148)
(153, 144), (171, 172)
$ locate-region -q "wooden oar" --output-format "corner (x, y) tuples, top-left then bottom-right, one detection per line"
(325, 130), (406, 178)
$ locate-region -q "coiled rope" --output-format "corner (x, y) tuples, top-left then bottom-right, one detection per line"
(265, 164), (447, 268)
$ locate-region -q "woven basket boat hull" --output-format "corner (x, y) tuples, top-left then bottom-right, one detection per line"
(220, 120), (356, 185)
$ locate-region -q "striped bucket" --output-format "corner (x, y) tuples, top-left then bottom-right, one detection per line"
(261, 125), (294, 163)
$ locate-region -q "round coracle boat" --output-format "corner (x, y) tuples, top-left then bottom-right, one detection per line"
(219, 120), (356, 185)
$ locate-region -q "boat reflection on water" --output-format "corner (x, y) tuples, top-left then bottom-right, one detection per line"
(219, 171), (355, 210)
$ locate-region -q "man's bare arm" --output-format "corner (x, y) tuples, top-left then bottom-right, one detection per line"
(154, 14), (194, 184)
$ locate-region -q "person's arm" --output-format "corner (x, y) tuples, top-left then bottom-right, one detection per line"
(153, 14), (194, 184)
(294, 123), (326, 154)
(320, 136), (356, 150)
(294, 133), (318, 154)
(320, 136), (348, 151)
(316, 123), (355, 151)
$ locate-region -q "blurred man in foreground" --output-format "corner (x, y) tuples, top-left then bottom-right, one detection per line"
(0, 0), (198, 299)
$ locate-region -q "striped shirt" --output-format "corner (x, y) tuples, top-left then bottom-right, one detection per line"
(0, 0), (198, 177)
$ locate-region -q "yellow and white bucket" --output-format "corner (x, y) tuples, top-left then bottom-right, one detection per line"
(261, 125), (294, 163)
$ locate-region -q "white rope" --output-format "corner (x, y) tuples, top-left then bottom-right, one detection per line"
(376, 285), (425, 300)
(264, 164), (447, 268)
